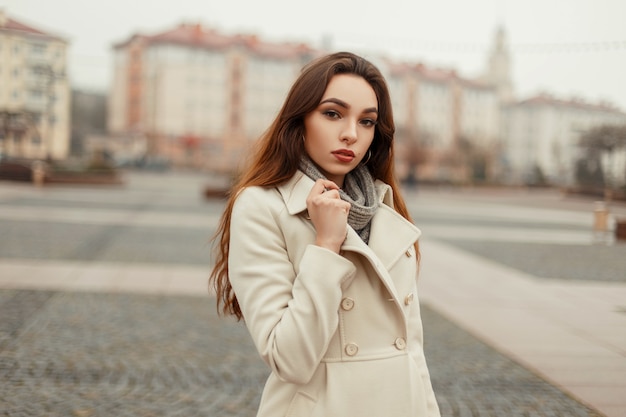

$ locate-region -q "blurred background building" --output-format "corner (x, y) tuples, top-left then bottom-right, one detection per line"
(108, 23), (316, 173)
(385, 61), (501, 185)
(502, 94), (626, 186)
(2, 8), (626, 192)
(0, 9), (70, 161)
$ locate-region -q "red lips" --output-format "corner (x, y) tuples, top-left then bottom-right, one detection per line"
(332, 149), (355, 163)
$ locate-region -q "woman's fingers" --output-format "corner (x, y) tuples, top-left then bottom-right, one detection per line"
(306, 180), (350, 253)
(312, 179), (339, 194)
(308, 180), (341, 205)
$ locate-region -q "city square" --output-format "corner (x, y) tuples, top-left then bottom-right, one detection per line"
(1, 171), (624, 416)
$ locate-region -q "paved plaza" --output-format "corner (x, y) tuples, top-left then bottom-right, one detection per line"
(1, 171), (625, 416)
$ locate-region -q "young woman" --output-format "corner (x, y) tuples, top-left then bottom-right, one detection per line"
(210, 51), (440, 417)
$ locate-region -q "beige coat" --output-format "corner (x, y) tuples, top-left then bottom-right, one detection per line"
(229, 171), (440, 417)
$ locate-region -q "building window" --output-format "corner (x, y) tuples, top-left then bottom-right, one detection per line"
(31, 43), (47, 55)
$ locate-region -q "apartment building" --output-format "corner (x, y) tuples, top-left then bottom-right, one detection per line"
(0, 10), (70, 160)
(109, 23), (316, 171)
(386, 61), (500, 183)
(109, 23), (625, 186)
(502, 94), (626, 186)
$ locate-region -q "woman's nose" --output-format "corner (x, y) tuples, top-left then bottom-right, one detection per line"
(341, 122), (358, 144)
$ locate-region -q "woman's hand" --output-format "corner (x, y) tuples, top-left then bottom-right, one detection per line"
(306, 179), (351, 253)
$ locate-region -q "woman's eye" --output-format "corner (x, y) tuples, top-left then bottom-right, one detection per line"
(323, 110), (340, 119)
(361, 119), (377, 127)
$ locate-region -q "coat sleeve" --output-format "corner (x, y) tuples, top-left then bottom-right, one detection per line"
(228, 187), (356, 385)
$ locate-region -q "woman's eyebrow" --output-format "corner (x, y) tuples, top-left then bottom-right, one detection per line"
(319, 97), (378, 114)
(363, 107), (378, 114)
(320, 97), (349, 108)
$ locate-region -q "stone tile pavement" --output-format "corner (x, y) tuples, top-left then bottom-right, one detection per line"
(0, 172), (624, 416)
(418, 238), (626, 417)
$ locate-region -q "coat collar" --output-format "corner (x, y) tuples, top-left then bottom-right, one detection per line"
(277, 171), (312, 216)
(277, 171), (421, 305)
(277, 170), (409, 222)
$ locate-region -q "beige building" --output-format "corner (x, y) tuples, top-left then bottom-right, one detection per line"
(109, 23), (626, 188)
(0, 10), (70, 160)
(108, 23), (510, 182)
(386, 61), (500, 183)
(108, 23), (317, 172)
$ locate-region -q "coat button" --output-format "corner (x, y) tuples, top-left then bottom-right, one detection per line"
(341, 297), (355, 311)
(405, 249), (412, 257)
(394, 337), (407, 350)
(404, 293), (414, 306)
(345, 343), (359, 356)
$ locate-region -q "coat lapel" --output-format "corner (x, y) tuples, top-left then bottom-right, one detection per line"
(368, 204), (421, 271)
(341, 184), (421, 310)
(277, 172), (421, 309)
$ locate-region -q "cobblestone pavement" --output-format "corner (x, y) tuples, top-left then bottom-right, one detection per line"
(0, 290), (265, 417)
(0, 289), (603, 417)
(0, 172), (618, 416)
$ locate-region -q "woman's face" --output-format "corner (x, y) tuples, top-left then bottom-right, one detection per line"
(303, 74), (378, 188)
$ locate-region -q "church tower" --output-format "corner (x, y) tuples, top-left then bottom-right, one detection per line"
(483, 26), (514, 103)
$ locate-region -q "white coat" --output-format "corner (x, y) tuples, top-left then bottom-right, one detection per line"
(228, 171), (440, 417)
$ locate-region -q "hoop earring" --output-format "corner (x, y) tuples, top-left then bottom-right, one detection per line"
(362, 149), (372, 165)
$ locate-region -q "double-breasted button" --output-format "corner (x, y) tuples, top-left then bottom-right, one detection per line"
(404, 293), (414, 306)
(394, 337), (407, 350)
(341, 297), (355, 311)
(405, 249), (412, 257)
(345, 343), (359, 356)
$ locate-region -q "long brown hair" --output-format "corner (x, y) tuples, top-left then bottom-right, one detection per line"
(209, 51), (418, 320)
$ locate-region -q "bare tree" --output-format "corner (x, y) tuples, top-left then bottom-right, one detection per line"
(579, 125), (626, 152)
(578, 124), (626, 198)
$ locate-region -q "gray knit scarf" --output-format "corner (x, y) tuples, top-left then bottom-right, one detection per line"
(299, 156), (379, 243)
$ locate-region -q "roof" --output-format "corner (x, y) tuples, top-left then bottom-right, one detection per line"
(516, 93), (625, 115)
(388, 60), (492, 90)
(239, 35), (316, 59)
(146, 24), (234, 50)
(113, 23), (316, 59)
(0, 13), (66, 42)
(388, 61), (453, 83)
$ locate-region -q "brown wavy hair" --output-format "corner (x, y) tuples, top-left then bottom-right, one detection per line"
(209, 51), (418, 320)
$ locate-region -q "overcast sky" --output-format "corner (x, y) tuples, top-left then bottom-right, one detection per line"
(3, 0), (626, 110)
